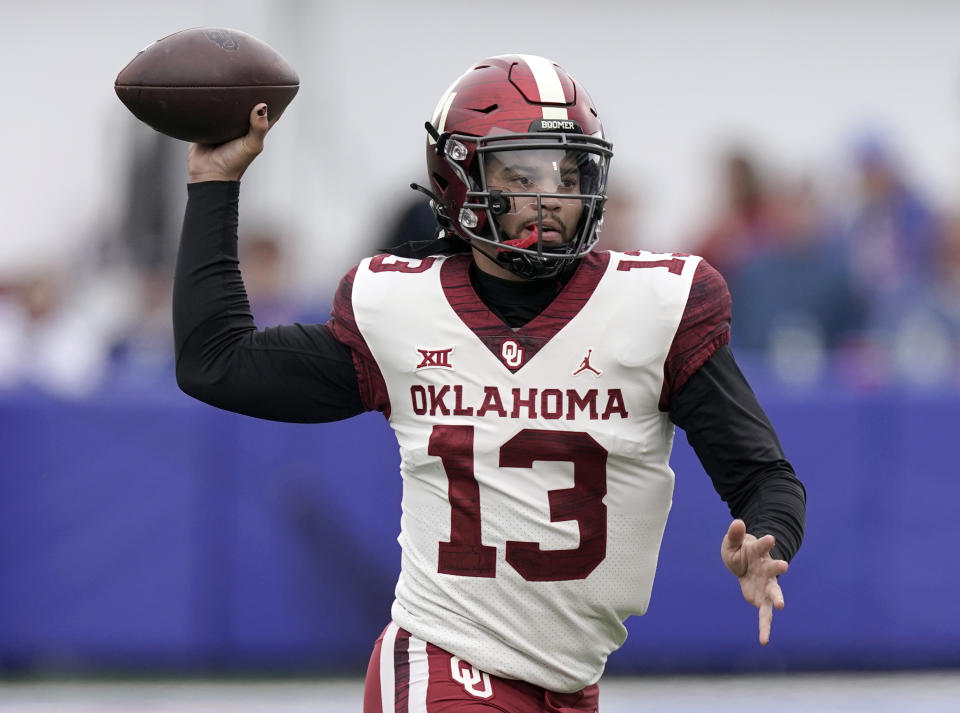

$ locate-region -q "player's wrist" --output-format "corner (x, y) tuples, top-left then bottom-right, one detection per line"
(189, 172), (242, 184)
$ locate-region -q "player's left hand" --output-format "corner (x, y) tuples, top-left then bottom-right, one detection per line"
(721, 518), (789, 646)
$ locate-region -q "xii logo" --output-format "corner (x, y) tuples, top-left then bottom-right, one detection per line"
(417, 347), (454, 369)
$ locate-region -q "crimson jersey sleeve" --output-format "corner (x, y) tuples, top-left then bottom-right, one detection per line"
(326, 264), (391, 416)
(659, 260), (732, 410)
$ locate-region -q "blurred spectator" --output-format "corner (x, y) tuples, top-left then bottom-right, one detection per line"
(838, 131), (941, 338)
(729, 179), (865, 382)
(0, 264), (140, 396)
(694, 147), (780, 284)
(811, 130), (946, 386)
(928, 211), (960, 340)
(109, 227), (319, 383)
(238, 228), (314, 327)
(0, 124), (213, 394)
(882, 210), (960, 386)
(107, 270), (175, 382)
(71, 125), (184, 385)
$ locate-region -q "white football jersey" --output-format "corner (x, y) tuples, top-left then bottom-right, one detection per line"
(341, 250), (702, 693)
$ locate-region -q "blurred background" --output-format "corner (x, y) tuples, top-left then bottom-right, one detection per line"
(2, 0), (960, 710)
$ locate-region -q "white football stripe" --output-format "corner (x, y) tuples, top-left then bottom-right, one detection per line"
(436, 92), (456, 135)
(518, 54), (570, 120)
(430, 81), (459, 145)
(427, 70), (469, 144)
(379, 622), (399, 713)
(519, 54), (564, 102)
(407, 634), (429, 712)
(431, 73), (459, 126)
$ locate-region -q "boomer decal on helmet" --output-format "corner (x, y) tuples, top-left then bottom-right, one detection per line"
(420, 55), (613, 280)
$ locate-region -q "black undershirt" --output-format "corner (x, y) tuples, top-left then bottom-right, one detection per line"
(173, 181), (805, 561)
(468, 264), (565, 327)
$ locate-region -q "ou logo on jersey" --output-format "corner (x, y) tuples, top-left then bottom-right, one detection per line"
(450, 656), (493, 699)
(500, 339), (525, 368)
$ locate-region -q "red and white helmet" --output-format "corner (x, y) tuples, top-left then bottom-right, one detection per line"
(424, 55), (613, 279)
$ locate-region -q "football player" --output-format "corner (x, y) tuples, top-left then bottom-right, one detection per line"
(176, 55), (806, 713)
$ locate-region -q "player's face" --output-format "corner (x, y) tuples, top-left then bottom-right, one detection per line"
(483, 149), (584, 246)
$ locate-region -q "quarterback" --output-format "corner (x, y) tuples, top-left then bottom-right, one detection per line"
(174, 55), (806, 712)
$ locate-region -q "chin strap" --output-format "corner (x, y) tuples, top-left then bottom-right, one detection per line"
(410, 181), (457, 236)
(409, 182), (439, 202)
(383, 234), (471, 259)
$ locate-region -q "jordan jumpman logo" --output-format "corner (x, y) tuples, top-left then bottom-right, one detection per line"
(573, 349), (602, 376)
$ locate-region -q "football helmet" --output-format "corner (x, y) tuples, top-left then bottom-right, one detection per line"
(424, 55), (613, 279)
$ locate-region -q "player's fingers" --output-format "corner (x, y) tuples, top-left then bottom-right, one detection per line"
(751, 533), (777, 559)
(244, 104), (270, 151)
(252, 103), (270, 130)
(758, 602), (773, 645)
(723, 519), (746, 551)
(757, 557), (788, 588)
(721, 520), (749, 576)
(766, 579), (785, 610)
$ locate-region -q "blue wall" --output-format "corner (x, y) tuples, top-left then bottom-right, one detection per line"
(1, 367), (958, 675)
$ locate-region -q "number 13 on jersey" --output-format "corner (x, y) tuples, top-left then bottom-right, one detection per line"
(428, 425), (608, 582)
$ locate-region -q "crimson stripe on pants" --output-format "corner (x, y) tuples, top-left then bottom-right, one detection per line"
(394, 628), (411, 713)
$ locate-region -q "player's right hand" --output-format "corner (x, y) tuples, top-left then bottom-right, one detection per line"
(188, 103), (271, 183)
(721, 518), (789, 646)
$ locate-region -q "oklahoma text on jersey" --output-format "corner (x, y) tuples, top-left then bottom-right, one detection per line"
(409, 384), (629, 420)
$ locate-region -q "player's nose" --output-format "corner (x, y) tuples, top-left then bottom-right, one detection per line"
(539, 192), (564, 210)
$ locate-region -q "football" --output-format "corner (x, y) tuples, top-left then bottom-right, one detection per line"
(115, 27), (299, 144)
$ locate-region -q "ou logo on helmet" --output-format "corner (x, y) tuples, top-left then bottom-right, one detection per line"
(500, 339), (524, 368)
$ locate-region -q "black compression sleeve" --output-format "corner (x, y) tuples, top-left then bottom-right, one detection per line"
(669, 345), (806, 561)
(173, 181), (365, 423)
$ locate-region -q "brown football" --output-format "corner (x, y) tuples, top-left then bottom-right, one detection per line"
(115, 27), (299, 144)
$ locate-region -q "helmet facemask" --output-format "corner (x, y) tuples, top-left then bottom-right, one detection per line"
(446, 130), (612, 280)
